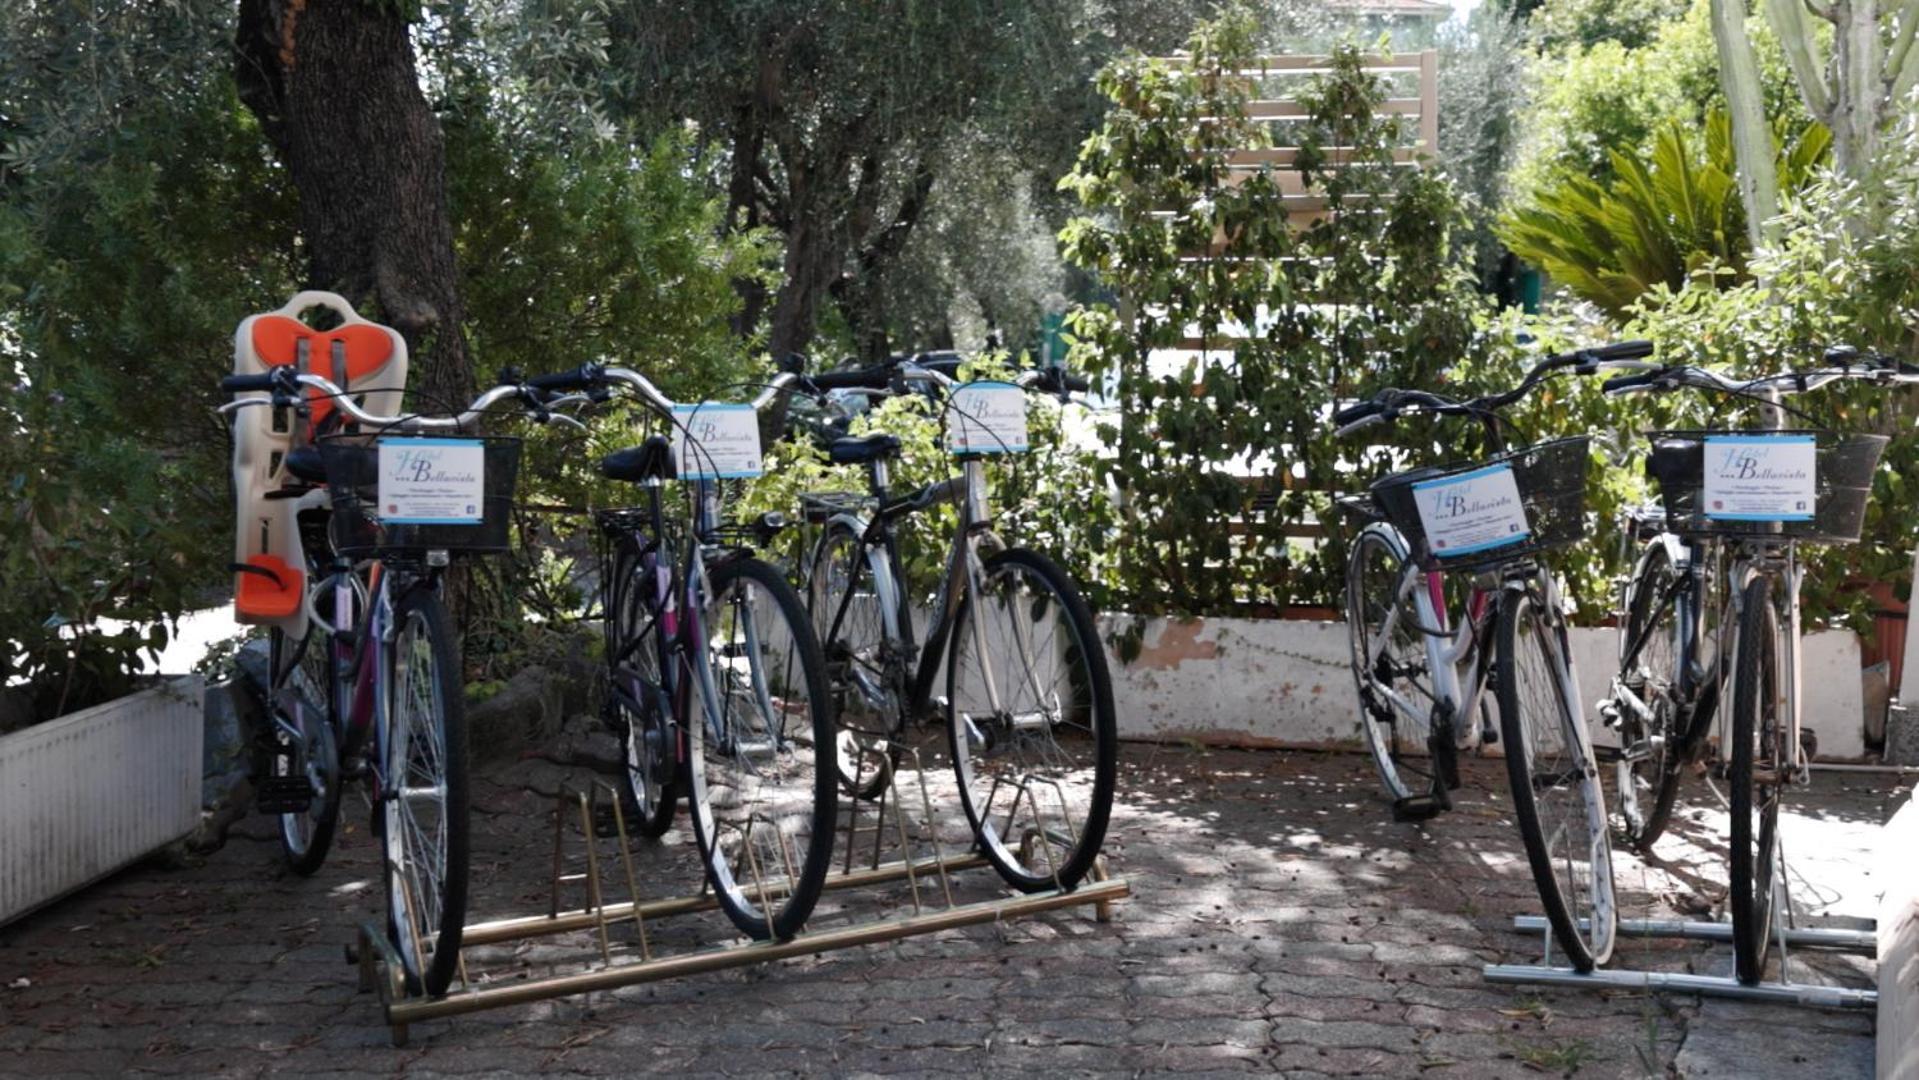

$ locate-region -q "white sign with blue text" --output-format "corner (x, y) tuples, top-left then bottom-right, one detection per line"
(378, 438), (486, 525)
(672, 403), (763, 479)
(947, 381), (1029, 455)
(1413, 463), (1531, 558)
(1703, 434), (1816, 520)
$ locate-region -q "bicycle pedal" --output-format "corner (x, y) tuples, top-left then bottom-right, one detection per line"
(1391, 795), (1445, 822)
(254, 774), (313, 815)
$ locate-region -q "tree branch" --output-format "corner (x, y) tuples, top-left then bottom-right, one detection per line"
(1765, 0), (1834, 119)
(1889, 1), (1919, 96)
(1804, 0), (1837, 22)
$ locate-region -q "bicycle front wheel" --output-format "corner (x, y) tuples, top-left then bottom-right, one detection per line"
(1498, 583), (1616, 972)
(1345, 525), (1441, 802)
(687, 556), (837, 941)
(947, 548), (1117, 892)
(381, 586), (469, 998)
(1730, 574), (1785, 985)
(1613, 540), (1687, 850)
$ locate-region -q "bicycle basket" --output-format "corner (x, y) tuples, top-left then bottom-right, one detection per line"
(1644, 429), (1886, 545)
(1369, 436), (1591, 572)
(316, 435), (521, 559)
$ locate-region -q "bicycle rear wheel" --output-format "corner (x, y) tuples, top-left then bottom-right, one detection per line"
(946, 548), (1117, 892)
(1613, 540), (1687, 851)
(806, 521), (902, 800)
(1499, 583), (1616, 972)
(687, 556), (837, 941)
(1345, 525), (1441, 802)
(1730, 575), (1785, 985)
(608, 535), (679, 837)
(381, 586), (469, 998)
(268, 610), (342, 877)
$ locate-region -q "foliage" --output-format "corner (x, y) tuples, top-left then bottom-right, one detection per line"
(1509, 0), (1805, 197)
(0, 9), (298, 718)
(1437, 4), (1533, 291)
(1528, 0), (1690, 52)
(1057, 11), (1513, 617)
(1500, 110), (1831, 317)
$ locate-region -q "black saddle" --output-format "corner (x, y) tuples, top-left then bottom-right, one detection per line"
(283, 445), (329, 485)
(829, 434), (902, 466)
(601, 435), (674, 484)
(1646, 436), (1702, 492)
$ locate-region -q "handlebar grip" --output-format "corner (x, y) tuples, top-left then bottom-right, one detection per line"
(220, 372), (278, 394)
(1602, 370), (1666, 395)
(1061, 371), (1091, 393)
(810, 364), (895, 391)
(1587, 339), (1655, 362)
(526, 364), (603, 392)
(1332, 398), (1382, 426)
(1031, 368), (1093, 395)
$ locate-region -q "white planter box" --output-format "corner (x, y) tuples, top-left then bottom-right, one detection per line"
(0, 676), (204, 926)
(1100, 614), (1869, 759)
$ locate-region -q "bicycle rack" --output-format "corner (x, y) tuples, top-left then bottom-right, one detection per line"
(1483, 837), (1877, 1010)
(351, 746), (1128, 1046)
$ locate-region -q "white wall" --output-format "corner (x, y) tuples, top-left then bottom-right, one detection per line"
(1102, 614), (1869, 761)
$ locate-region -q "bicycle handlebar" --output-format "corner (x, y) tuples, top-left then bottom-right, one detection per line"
(1601, 351), (1919, 399)
(218, 366), (535, 432)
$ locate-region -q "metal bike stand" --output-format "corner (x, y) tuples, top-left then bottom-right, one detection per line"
(351, 750), (1129, 1046)
(1483, 841), (1876, 1011)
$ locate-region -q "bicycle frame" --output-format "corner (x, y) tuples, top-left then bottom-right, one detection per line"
(1358, 522), (1499, 752)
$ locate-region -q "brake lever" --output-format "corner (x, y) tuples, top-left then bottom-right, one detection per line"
(542, 413), (590, 433)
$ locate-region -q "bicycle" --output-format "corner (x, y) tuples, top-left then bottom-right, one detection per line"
(220, 360), (566, 997)
(1596, 347), (1916, 983)
(523, 362), (837, 942)
(795, 355), (1118, 893)
(1333, 340), (1656, 972)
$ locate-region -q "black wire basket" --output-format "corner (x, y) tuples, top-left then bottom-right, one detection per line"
(1643, 429), (1887, 545)
(1370, 436), (1591, 572)
(316, 435), (521, 559)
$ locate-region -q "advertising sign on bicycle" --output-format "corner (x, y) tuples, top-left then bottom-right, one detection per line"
(1412, 463), (1532, 558)
(947, 381), (1029, 455)
(672, 403), (764, 479)
(1703, 434), (1816, 521)
(377, 437), (486, 524)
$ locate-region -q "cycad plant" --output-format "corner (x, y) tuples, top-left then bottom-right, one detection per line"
(1500, 109), (1829, 317)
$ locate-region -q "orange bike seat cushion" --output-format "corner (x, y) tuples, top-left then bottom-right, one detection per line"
(250, 316), (397, 426)
(235, 554), (304, 619)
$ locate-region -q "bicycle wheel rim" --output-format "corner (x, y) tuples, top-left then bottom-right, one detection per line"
(947, 549), (1116, 892)
(1731, 577), (1783, 984)
(1345, 528), (1436, 801)
(1500, 588), (1616, 971)
(807, 525), (896, 796)
(686, 560), (834, 940)
(382, 598), (464, 994)
(1615, 544), (1683, 848)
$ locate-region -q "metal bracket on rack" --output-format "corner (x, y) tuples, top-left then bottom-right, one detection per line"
(351, 750), (1130, 1046)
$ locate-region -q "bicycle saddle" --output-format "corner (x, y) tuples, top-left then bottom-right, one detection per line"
(829, 433), (902, 465)
(601, 435), (674, 484)
(282, 445), (329, 485)
(1646, 436), (1701, 491)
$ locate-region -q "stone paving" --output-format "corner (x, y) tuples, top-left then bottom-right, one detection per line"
(0, 742), (1904, 1078)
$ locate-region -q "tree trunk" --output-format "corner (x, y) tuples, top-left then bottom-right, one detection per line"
(1830, 0), (1885, 178)
(235, 0), (474, 409)
(1710, 0), (1782, 249)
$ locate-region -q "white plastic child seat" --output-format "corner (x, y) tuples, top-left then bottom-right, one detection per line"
(230, 291), (408, 635)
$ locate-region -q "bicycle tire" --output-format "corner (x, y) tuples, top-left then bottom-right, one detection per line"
(1613, 540), (1688, 851)
(1344, 525), (1443, 804)
(946, 547), (1117, 893)
(1730, 574), (1784, 985)
(381, 586), (469, 998)
(686, 556), (837, 941)
(1499, 583), (1616, 972)
(268, 612), (342, 877)
(608, 536), (680, 838)
(806, 521), (902, 801)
